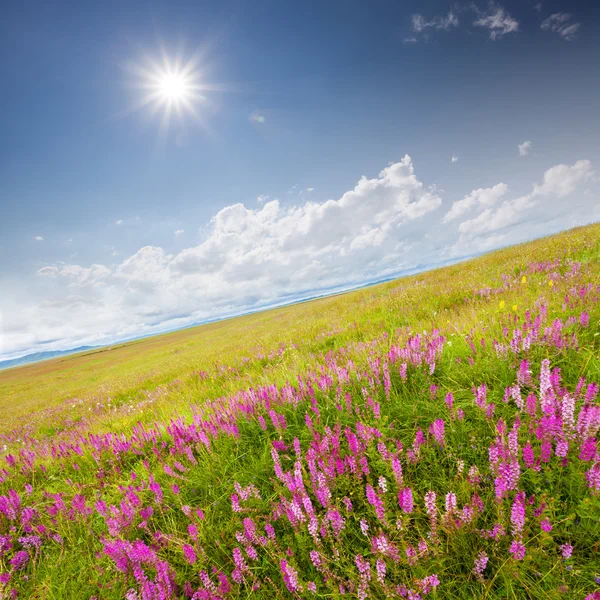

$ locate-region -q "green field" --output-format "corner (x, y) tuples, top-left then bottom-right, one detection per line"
(0, 223), (599, 599)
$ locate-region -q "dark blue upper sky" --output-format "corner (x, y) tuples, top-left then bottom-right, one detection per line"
(1, 0), (599, 358)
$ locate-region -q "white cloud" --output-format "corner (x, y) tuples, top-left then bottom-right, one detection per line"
(532, 160), (593, 197)
(541, 13), (580, 41)
(175, 229), (185, 236)
(458, 159), (593, 236)
(473, 3), (519, 40)
(38, 264), (111, 287)
(115, 247), (171, 290)
(411, 15), (427, 32)
(349, 228), (386, 251)
(4, 156), (444, 358)
(451, 155), (459, 163)
(306, 188), (314, 192)
(34, 236), (44, 242)
(534, 2), (542, 13)
(518, 141), (532, 156)
(37, 266), (58, 277)
(411, 11), (459, 35)
(115, 219), (123, 226)
(443, 183), (508, 222)
(457, 198), (531, 236)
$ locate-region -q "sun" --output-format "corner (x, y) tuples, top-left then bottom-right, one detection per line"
(157, 72), (189, 102)
(143, 58), (205, 117)
(123, 48), (214, 137)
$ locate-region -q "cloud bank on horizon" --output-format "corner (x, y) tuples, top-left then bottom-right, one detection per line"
(1, 153), (598, 361)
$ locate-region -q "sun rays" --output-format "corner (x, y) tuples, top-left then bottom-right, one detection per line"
(122, 47), (217, 140)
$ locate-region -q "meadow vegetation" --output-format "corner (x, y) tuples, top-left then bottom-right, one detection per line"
(0, 223), (599, 599)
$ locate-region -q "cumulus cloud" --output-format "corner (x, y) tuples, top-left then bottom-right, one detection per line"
(34, 236), (44, 241)
(473, 3), (519, 40)
(175, 229), (185, 236)
(3, 156), (444, 358)
(451, 155), (459, 163)
(443, 183), (508, 222)
(541, 13), (580, 41)
(518, 141), (533, 156)
(458, 159), (594, 236)
(115, 219), (123, 225)
(167, 156), (441, 281)
(532, 160), (594, 196)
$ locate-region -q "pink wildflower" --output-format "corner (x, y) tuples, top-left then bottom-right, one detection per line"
(510, 492), (526, 536)
(391, 455), (403, 485)
(424, 491), (436, 517)
(560, 543), (573, 559)
(280, 560), (301, 593)
(398, 487), (414, 514)
(445, 492), (457, 514)
(429, 419), (445, 446)
(509, 540), (526, 561)
(473, 551), (488, 581)
(366, 484), (386, 523)
(540, 519), (552, 532)
(9, 551), (28, 570)
(376, 558), (386, 584)
(182, 544), (197, 565)
(360, 518), (369, 536)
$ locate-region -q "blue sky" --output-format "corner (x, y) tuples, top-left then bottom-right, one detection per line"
(1, 0), (599, 360)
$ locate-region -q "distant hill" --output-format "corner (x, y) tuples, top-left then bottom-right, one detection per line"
(0, 346), (97, 371)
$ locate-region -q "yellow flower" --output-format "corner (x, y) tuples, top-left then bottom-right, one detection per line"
(512, 304), (518, 312)
(548, 280), (554, 287)
(521, 276), (527, 284)
(499, 300), (505, 309)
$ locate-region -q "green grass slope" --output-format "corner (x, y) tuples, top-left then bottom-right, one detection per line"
(0, 223), (599, 599)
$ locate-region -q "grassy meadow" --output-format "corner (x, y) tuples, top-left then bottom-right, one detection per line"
(0, 223), (600, 599)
